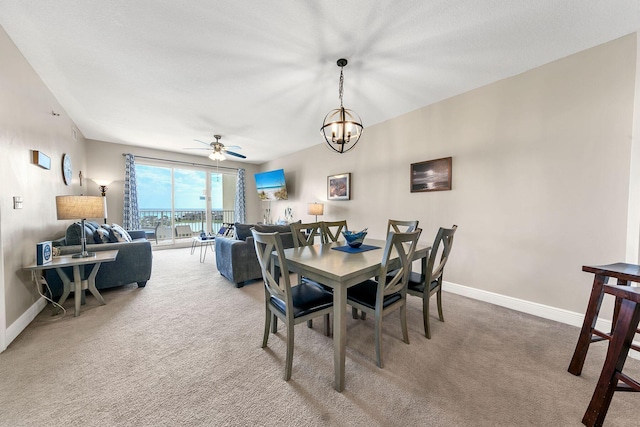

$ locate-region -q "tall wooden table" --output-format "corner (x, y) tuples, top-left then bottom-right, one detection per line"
(23, 250), (119, 317)
(568, 262), (640, 376)
(276, 239), (430, 391)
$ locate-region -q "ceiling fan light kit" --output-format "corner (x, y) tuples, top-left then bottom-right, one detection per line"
(321, 58), (363, 154)
(186, 134), (247, 161)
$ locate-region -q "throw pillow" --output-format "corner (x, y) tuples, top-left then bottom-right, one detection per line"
(95, 227), (110, 244)
(65, 222), (94, 246)
(234, 223), (254, 241)
(111, 224), (133, 243)
(101, 224), (119, 243)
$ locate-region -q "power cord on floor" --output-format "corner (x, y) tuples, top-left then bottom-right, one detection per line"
(32, 271), (66, 318)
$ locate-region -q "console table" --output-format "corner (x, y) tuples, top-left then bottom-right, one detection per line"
(23, 249), (119, 316)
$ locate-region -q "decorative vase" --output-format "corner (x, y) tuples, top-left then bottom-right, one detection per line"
(342, 229), (368, 248)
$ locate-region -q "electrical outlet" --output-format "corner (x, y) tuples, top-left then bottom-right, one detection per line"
(13, 196), (23, 209)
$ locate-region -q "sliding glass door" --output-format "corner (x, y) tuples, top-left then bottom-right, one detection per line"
(136, 162), (234, 245)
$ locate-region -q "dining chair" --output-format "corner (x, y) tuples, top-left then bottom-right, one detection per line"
(290, 222), (323, 248)
(321, 220), (348, 244)
(252, 229), (333, 381)
(387, 219), (419, 234)
(406, 225), (457, 339)
(581, 283), (640, 426)
(346, 229), (420, 368)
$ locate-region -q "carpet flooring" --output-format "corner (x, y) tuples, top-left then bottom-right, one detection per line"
(1, 247), (638, 426)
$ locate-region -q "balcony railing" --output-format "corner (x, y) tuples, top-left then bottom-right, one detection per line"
(139, 209), (235, 242)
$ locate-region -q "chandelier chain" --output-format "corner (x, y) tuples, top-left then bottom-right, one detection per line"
(338, 68), (344, 107)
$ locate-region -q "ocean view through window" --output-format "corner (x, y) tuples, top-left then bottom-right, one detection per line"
(136, 163), (236, 244)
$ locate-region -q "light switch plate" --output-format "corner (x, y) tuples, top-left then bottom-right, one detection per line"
(13, 196), (23, 209)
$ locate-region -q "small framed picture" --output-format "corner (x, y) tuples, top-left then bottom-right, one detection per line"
(410, 157), (452, 192)
(328, 173), (351, 201)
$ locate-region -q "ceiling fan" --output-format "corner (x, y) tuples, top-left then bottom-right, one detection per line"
(185, 135), (246, 160)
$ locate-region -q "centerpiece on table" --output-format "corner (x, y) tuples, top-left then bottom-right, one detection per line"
(342, 228), (368, 248)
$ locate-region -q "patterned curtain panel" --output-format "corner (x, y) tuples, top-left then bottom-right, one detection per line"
(123, 153), (141, 230)
(234, 168), (246, 223)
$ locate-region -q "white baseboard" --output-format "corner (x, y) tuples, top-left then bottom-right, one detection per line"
(443, 281), (640, 359)
(5, 297), (47, 346)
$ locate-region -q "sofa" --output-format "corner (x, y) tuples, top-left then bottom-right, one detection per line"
(215, 222), (296, 287)
(45, 221), (153, 297)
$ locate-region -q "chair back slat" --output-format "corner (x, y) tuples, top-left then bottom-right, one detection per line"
(321, 220), (348, 243)
(387, 219), (419, 234)
(252, 229), (291, 304)
(379, 230), (420, 297)
(427, 225), (457, 283)
(290, 222), (322, 248)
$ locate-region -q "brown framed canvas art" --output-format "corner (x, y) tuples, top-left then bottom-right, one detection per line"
(328, 173), (351, 200)
(410, 157), (452, 192)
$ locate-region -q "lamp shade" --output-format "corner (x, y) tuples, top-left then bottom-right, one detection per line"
(307, 203), (324, 216)
(56, 195), (106, 220)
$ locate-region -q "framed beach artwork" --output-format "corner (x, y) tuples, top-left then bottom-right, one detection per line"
(327, 173), (351, 200)
(410, 157), (452, 192)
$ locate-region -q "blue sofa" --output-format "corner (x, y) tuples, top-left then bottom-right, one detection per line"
(45, 222), (153, 297)
(215, 223), (295, 287)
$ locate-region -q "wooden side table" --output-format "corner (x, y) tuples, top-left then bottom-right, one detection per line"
(568, 262), (640, 376)
(23, 249), (119, 316)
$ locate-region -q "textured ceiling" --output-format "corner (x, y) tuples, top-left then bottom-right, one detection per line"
(1, 1), (639, 164)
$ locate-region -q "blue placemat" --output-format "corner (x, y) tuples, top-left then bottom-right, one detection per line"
(332, 244), (380, 253)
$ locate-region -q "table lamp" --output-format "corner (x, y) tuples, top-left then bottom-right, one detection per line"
(307, 202), (324, 222)
(56, 195), (106, 258)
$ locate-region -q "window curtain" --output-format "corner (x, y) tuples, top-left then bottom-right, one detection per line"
(123, 153), (141, 230)
(234, 168), (246, 223)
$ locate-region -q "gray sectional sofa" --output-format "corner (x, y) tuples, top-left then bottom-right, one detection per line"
(215, 222), (296, 287)
(45, 221), (153, 297)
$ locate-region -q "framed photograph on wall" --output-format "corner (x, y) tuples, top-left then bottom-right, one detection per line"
(328, 173), (351, 200)
(410, 157), (452, 192)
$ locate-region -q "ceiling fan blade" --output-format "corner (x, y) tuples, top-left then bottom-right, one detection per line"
(225, 151), (246, 159)
(193, 139), (212, 147)
(222, 145), (242, 150)
(183, 147), (211, 150)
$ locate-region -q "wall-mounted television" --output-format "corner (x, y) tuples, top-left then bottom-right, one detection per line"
(255, 169), (288, 200)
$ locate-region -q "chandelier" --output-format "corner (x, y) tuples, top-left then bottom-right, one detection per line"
(321, 58), (363, 153)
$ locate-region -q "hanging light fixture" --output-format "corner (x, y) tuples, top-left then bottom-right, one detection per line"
(321, 58), (363, 153)
(209, 150), (225, 161)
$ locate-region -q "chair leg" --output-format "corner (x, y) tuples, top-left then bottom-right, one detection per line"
(271, 313), (278, 333)
(324, 313), (331, 336)
(400, 303), (409, 344)
(262, 307), (271, 348)
(375, 311), (383, 368)
(352, 307), (359, 319)
(423, 294), (431, 339)
(582, 299), (640, 426)
(307, 319), (313, 329)
(284, 320), (295, 381)
(436, 288), (445, 322)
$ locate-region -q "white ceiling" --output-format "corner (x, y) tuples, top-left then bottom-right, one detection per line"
(1, 1), (639, 164)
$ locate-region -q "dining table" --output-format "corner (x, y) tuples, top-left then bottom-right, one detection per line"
(276, 238), (431, 392)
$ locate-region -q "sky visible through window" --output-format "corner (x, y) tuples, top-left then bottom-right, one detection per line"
(136, 164), (223, 210)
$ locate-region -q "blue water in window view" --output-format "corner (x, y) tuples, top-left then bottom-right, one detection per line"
(136, 164), (223, 210)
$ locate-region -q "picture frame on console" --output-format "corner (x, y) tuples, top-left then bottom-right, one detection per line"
(410, 157), (452, 192)
(328, 173), (351, 201)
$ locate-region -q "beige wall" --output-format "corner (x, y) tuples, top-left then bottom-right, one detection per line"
(0, 25), (88, 344)
(261, 34), (638, 314)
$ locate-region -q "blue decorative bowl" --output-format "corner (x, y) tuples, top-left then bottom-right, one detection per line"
(342, 229), (368, 248)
